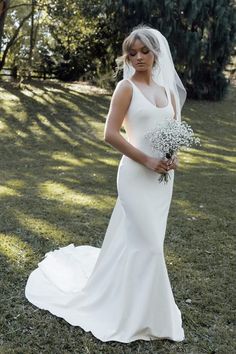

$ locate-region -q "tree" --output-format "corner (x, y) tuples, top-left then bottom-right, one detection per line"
(0, 6), (32, 70)
(1, 0), (235, 100)
(174, 0), (236, 100)
(36, 0), (102, 81)
(0, 0), (10, 53)
(82, 0), (235, 99)
(0, 0), (50, 75)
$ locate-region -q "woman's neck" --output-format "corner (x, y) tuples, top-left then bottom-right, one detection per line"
(132, 70), (153, 85)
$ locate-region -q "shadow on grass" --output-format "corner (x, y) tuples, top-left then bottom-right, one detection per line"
(0, 79), (235, 353)
(0, 80), (119, 255)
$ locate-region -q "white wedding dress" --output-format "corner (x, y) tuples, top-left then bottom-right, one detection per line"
(25, 79), (185, 343)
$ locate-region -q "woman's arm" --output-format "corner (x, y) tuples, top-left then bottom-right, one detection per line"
(104, 80), (169, 174)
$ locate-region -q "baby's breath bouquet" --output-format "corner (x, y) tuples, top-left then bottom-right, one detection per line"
(145, 118), (201, 183)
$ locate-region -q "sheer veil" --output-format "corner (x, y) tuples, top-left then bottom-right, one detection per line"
(123, 29), (186, 122)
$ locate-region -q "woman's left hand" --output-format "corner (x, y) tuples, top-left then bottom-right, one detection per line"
(166, 155), (179, 171)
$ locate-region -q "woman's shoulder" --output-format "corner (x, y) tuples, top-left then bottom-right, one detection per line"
(116, 78), (133, 90)
(113, 79), (133, 98)
(108, 78), (133, 111)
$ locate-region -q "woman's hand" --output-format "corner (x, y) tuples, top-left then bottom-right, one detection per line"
(144, 157), (170, 174)
(144, 155), (179, 173)
(167, 155), (179, 170)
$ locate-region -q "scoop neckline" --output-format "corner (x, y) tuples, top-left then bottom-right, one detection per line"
(127, 79), (169, 109)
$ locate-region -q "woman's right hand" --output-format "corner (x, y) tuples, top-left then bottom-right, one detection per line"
(144, 156), (169, 174)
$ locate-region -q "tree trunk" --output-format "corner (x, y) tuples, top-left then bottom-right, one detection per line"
(0, 0), (10, 54)
(0, 10), (32, 71)
(28, 0), (36, 77)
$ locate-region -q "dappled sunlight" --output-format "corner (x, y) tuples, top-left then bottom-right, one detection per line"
(23, 84), (54, 96)
(16, 130), (28, 138)
(165, 252), (183, 267)
(23, 85), (57, 104)
(51, 151), (90, 166)
(0, 232), (33, 265)
(82, 135), (105, 149)
(39, 181), (115, 209)
(35, 112), (71, 137)
(52, 129), (81, 145)
(34, 94), (55, 106)
(50, 165), (76, 172)
(178, 150), (200, 164)
(5, 179), (25, 191)
(36, 113), (54, 127)
(0, 185), (22, 197)
(203, 142), (236, 155)
(15, 210), (75, 242)
(0, 119), (8, 131)
(0, 81), (111, 160)
(66, 82), (109, 95)
(0, 88), (20, 103)
(20, 88), (48, 105)
(20, 85), (61, 106)
(53, 95), (81, 111)
(98, 157), (119, 167)
(3, 99), (21, 114)
(178, 147), (236, 172)
(55, 120), (74, 132)
(174, 199), (206, 219)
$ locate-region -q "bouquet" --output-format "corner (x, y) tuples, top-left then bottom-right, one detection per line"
(145, 118), (201, 183)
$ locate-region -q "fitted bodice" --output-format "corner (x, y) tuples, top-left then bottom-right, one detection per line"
(123, 78), (175, 158)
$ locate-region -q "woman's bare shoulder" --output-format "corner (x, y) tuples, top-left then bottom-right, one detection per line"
(115, 78), (133, 91)
(112, 79), (133, 101)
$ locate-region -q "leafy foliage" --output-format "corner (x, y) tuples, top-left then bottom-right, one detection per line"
(1, 0), (235, 99)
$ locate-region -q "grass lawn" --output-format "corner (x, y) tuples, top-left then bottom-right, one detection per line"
(0, 79), (235, 354)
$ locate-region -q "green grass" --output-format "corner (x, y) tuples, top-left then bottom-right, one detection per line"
(0, 79), (235, 354)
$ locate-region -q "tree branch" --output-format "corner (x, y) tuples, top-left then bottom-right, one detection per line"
(0, 9), (32, 70)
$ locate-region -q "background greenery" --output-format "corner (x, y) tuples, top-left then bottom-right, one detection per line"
(0, 0), (235, 99)
(0, 79), (235, 353)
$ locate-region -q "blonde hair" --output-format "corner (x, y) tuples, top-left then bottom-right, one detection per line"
(115, 25), (161, 76)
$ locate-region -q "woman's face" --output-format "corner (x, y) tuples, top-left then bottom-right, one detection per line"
(128, 39), (155, 72)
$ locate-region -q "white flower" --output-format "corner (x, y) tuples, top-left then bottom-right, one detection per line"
(144, 118), (201, 183)
(145, 118), (201, 157)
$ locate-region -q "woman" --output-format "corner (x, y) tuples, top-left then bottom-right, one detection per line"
(25, 25), (186, 343)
